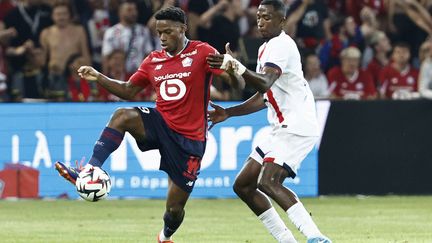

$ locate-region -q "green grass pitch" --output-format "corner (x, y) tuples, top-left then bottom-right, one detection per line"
(1, 196), (431, 242)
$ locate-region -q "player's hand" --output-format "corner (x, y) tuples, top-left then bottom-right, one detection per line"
(207, 53), (225, 69)
(78, 66), (100, 81)
(206, 43), (235, 69)
(208, 101), (229, 130)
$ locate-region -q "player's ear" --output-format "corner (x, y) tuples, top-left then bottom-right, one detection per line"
(181, 24), (187, 33)
(279, 16), (286, 28)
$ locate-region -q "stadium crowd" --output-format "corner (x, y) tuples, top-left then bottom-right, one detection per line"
(1, 0), (432, 102)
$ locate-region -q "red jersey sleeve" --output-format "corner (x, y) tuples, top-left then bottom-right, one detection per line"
(201, 43), (224, 76)
(378, 67), (389, 88)
(326, 67), (339, 97)
(129, 56), (151, 88)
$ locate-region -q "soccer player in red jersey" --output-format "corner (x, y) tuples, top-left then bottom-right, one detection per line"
(379, 42), (419, 99)
(54, 7), (240, 243)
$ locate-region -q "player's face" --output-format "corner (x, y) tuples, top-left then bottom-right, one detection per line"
(256, 4), (285, 40)
(156, 20), (186, 54)
(52, 6), (71, 27)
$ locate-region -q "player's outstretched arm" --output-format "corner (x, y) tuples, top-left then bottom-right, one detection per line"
(208, 92), (266, 129)
(207, 52), (279, 93)
(78, 66), (143, 100)
(214, 43), (245, 90)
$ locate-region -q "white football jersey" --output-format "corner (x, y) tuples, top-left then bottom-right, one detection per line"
(257, 31), (319, 136)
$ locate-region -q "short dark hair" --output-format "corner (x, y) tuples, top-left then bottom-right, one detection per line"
(155, 7), (186, 24)
(260, 0), (286, 17)
(52, 1), (74, 16)
(393, 42), (411, 51)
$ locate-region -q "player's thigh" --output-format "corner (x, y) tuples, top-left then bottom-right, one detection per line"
(234, 157), (262, 188)
(259, 162), (289, 185)
(267, 133), (318, 177)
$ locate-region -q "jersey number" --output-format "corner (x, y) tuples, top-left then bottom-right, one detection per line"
(160, 79), (186, 101)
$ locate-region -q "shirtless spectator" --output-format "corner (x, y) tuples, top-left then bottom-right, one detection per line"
(102, 0), (154, 76)
(379, 42), (419, 99)
(40, 1), (91, 101)
(327, 47), (377, 100)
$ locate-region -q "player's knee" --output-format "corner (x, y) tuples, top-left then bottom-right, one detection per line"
(257, 177), (278, 197)
(110, 108), (139, 130)
(233, 178), (253, 197)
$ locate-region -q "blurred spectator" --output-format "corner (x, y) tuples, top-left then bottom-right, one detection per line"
(379, 42), (419, 99)
(0, 0), (16, 21)
(344, 0), (387, 25)
(417, 40), (432, 99)
(102, 0), (154, 75)
(145, 0), (175, 42)
(198, 0), (243, 54)
(366, 31), (391, 87)
(319, 16), (364, 72)
(66, 54), (94, 102)
(387, 0), (431, 64)
(0, 22), (18, 101)
(82, 0), (110, 70)
(40, 2), (91, 101)
(186, 0), (217, 40)
(97, 49), (126, 102)
(285, 0), (331, 51)
(4, 0), (53, 101)
(327, 47), (377, 100)
(303, 53), (329, 99)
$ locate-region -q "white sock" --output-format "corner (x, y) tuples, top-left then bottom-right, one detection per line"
(159, 229), (171, 241)
(287, 202), (322, 239)
(258, 207), (297, 243)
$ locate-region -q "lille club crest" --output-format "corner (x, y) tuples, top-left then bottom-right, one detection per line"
(182, 57), (193, 67)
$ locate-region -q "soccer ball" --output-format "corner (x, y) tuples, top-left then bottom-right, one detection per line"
(75, 166), (111, 202)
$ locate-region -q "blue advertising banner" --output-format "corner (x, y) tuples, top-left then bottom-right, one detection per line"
(0, 102), (318, 198)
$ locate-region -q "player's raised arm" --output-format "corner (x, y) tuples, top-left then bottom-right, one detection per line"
(78, 66), (143, 100)
(207, 52), (280, 93)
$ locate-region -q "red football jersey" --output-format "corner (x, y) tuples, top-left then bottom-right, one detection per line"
(366, 58), (384, 87)
(327, 66), (376, 99)
(378, 64), (418, 99)
(130, 40), (223, 141)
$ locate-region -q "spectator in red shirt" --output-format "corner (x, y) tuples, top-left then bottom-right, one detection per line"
(366, 31), (391, 87)
(327, 46), (377, 100)
(379, 42), (419, 99)
(66, 54), (93, 102)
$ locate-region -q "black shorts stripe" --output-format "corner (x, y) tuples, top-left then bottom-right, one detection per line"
(255, 146), (265, 158)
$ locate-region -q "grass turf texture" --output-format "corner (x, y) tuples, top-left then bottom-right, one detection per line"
(0, 196), (431, 243)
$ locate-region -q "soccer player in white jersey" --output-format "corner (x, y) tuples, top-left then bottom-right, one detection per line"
(207, 0), (331, 242)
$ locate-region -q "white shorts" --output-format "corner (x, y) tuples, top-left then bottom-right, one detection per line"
(249, 131), (318, 178)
